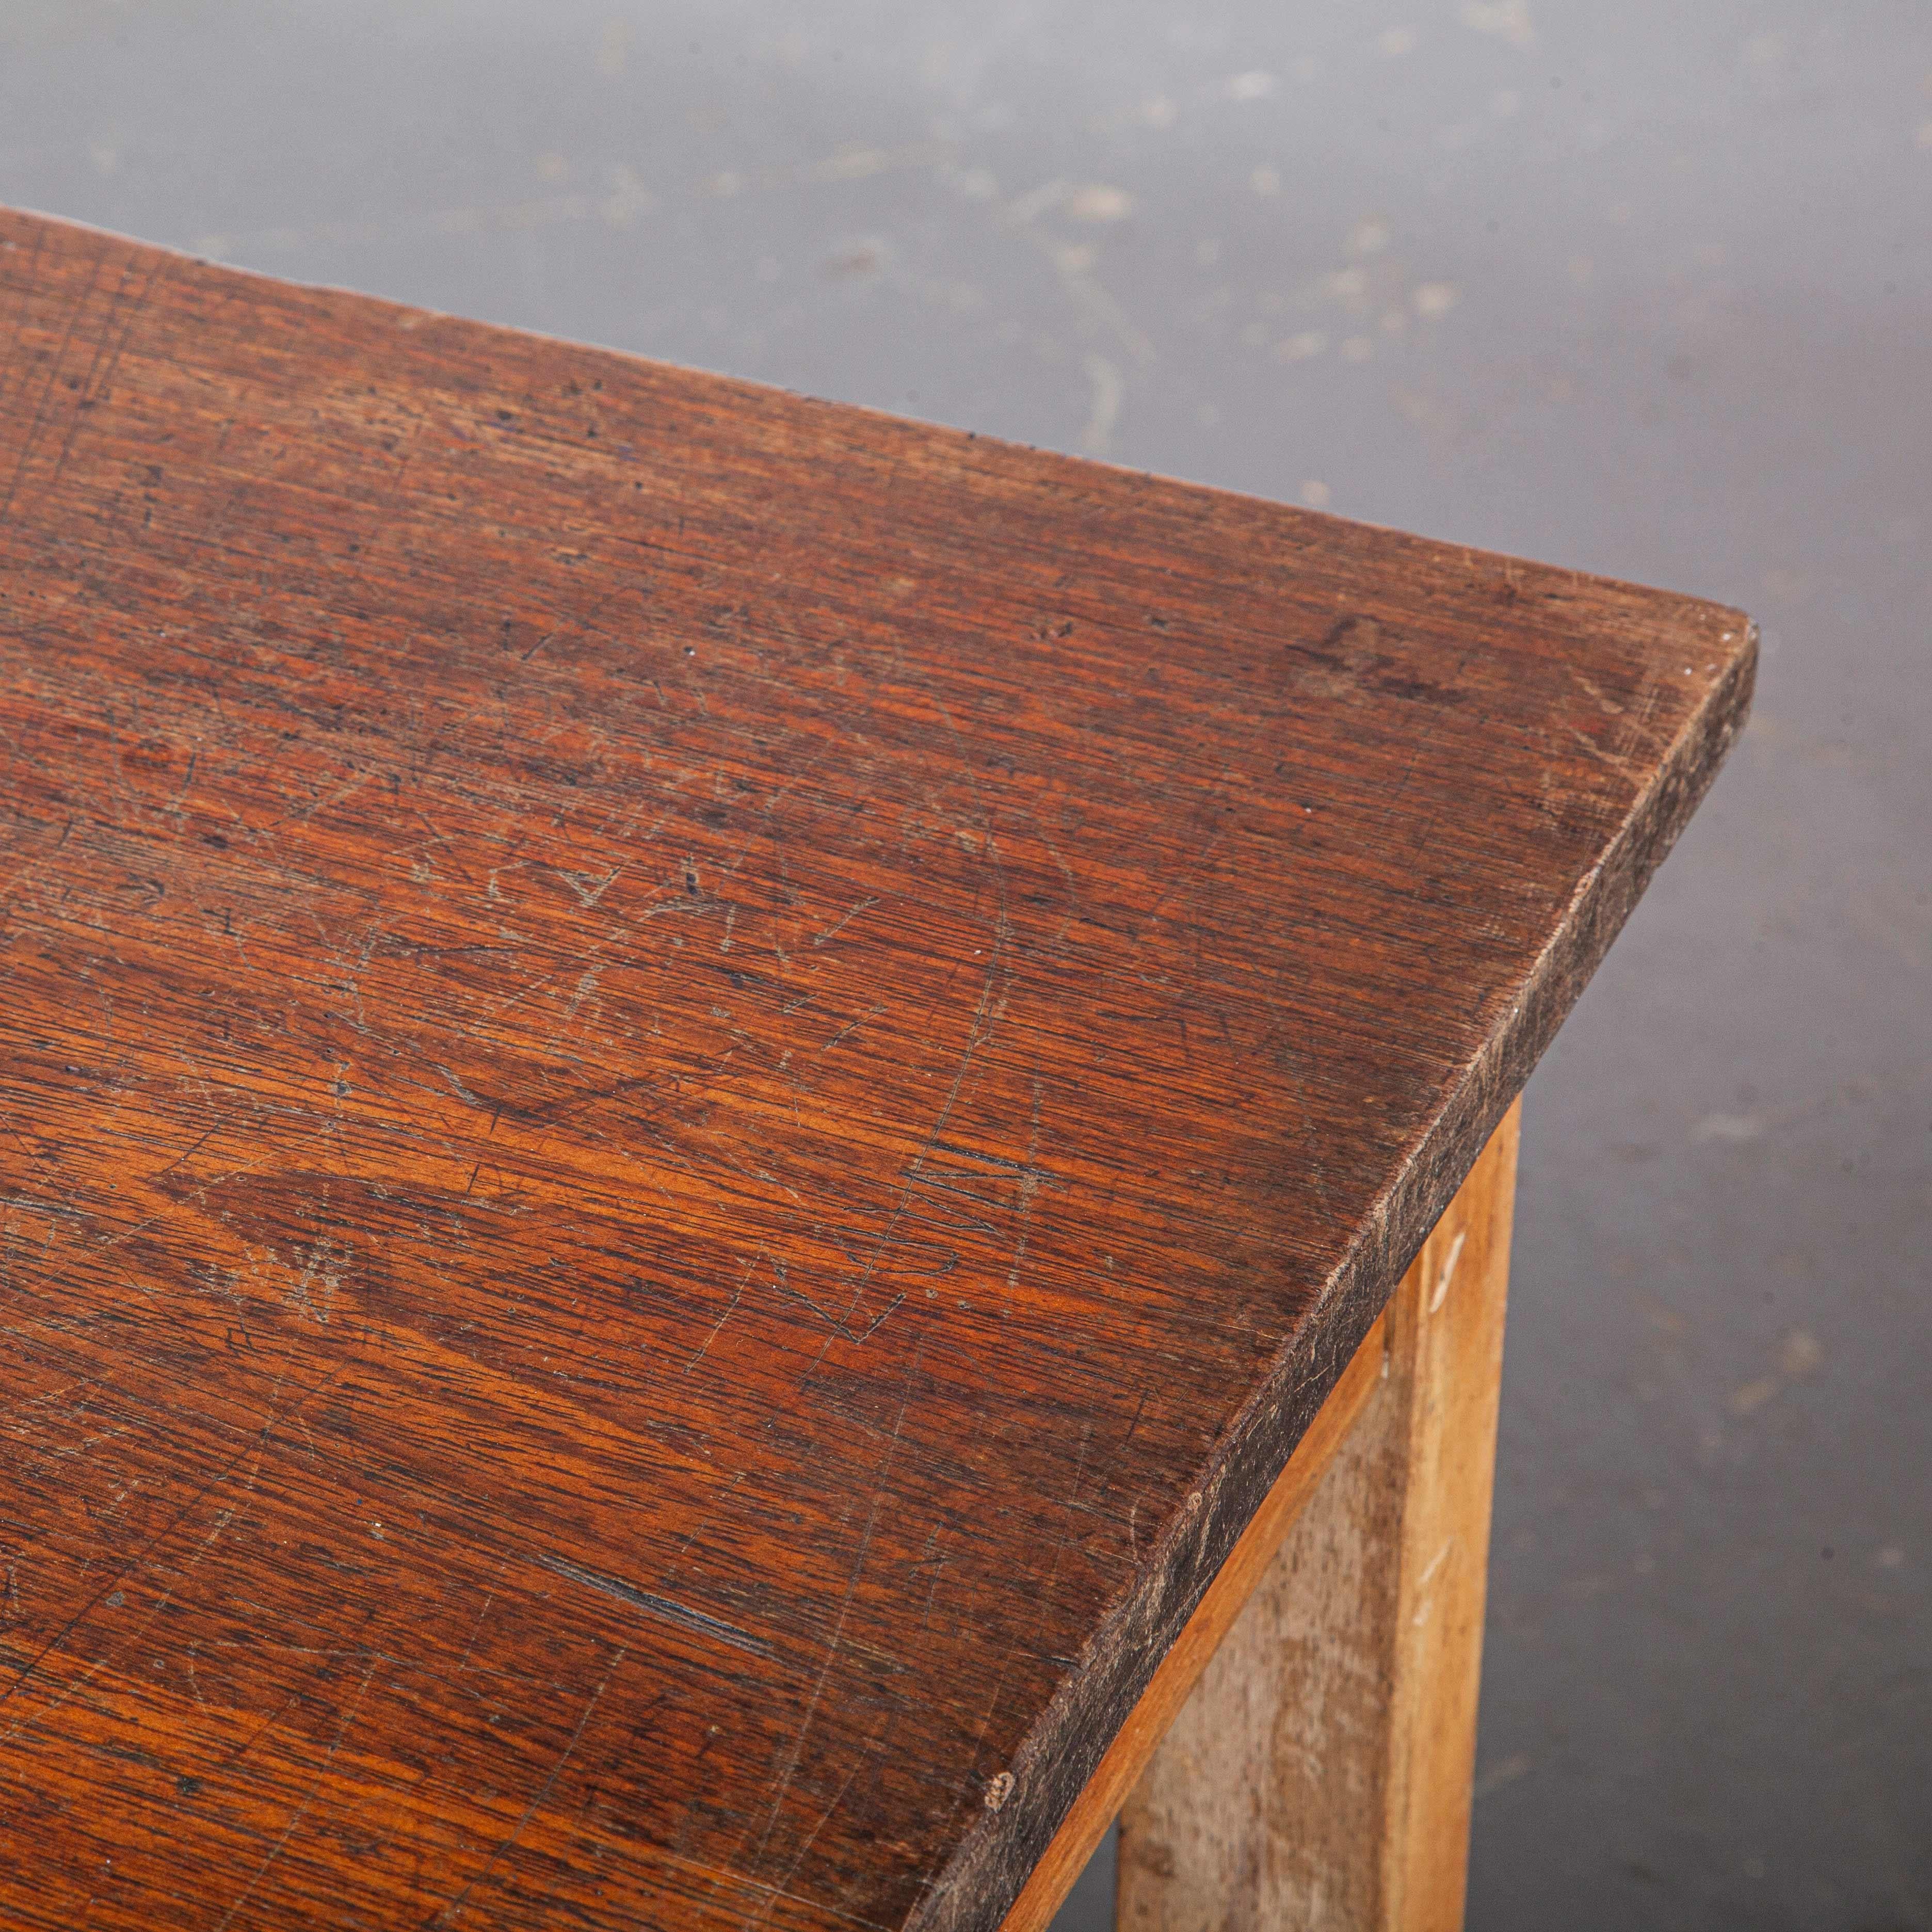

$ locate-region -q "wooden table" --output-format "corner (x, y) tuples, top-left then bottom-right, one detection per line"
(0, 206), (1753, 1932)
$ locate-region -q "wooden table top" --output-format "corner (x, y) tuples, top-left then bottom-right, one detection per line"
(0, 205), (1752, 1932)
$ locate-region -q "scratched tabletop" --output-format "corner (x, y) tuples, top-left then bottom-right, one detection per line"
(0, 205), (1752, 1932)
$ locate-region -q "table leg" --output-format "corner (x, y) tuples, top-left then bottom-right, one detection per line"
(1116, 1102), (1519, 1931)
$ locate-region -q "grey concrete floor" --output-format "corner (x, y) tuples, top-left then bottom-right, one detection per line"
(3, 2), (1927, 1925)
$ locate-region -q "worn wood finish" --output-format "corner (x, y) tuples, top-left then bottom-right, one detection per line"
(0, 206), (1752, 1932)
(1117, 1103), (1519, 1932)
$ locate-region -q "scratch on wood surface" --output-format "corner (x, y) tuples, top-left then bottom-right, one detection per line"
(746, 1338), (926, 1881)
(212, 1653), (379, 1931)
(809, 896), (879, 947)
(0, 1364), (344, 1732)
(685, 1250), (758, 1372)
(428, 1648), (627, 1928)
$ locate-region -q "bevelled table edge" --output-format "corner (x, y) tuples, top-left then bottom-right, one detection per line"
(911, 622), (1757, 1932)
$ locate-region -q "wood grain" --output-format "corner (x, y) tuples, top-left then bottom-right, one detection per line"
(1117, 1103), (1519, 1931)
(0, 207), (1752, 1932)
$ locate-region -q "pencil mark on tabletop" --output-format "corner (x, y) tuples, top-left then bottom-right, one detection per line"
(533, 1552), (771, 1658)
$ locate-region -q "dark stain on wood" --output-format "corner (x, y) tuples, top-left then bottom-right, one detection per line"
(0, 207), (1753, 1931)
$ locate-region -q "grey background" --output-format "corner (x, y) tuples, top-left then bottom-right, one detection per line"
(2, 2), (1926, 1925)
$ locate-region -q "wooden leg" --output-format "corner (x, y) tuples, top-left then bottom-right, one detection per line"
(1116, 1103), (1519, 1931)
